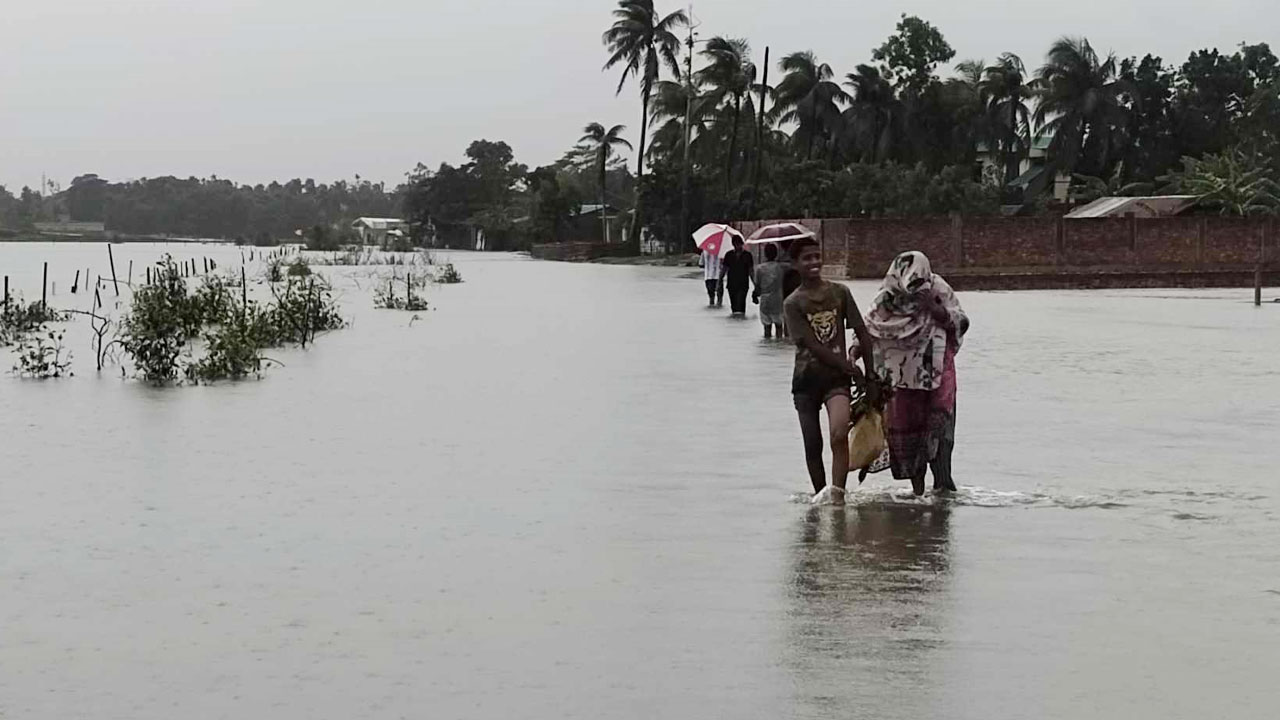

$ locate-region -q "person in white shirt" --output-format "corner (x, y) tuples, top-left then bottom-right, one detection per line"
(700, 249), (724, 307)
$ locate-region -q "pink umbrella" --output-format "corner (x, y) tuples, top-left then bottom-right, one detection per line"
(692, 223), (743, 258)
(746, 222), (816, 245)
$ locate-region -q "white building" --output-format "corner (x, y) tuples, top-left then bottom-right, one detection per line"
(351, 217), (409, 246)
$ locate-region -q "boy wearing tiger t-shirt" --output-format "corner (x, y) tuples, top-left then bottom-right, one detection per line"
(782, 238), (878, 504)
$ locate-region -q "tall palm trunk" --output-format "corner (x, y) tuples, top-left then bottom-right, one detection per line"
(724, 92), (742, 194)
(806, 101), (818, 160)
(630, 92), (650, 250)
(599, 153), (609, 244)
(1004, 103), (1019, 186)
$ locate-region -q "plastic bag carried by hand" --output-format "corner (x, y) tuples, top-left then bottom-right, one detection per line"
(849, 409), (886, 473)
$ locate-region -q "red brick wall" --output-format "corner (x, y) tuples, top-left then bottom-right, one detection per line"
(1135, 217), (1199, 265)
(963, 218), (1058, 268)
(735, 215), (1273, 286)
(1204, 218), (1262, 265)
(1062, 218), (1133, 265)
(846, 218), (956, 276)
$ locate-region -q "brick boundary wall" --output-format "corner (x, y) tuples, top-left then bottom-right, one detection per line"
(732, 216), (1278, 290)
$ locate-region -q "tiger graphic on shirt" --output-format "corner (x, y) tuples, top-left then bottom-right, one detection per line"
(806, 309), (839, 345)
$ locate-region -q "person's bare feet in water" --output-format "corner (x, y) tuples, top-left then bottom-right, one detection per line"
(830, 486), (846, 506)
(911, 475), (926, 497)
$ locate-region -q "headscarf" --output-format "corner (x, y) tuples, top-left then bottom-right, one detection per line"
(865, 251), (968, 390)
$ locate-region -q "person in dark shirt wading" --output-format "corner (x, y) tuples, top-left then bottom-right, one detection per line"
(721, 237), (755, 316)
(783, 238), (878, 505)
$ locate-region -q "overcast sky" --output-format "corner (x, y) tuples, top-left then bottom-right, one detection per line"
(1, 0), (1274, 191)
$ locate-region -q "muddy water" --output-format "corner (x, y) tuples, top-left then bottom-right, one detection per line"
(2, 244), (1279, 718)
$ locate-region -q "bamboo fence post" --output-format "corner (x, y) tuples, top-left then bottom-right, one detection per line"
(41, 262), (48, 311)
(1255, 266), (1263, 307)
(107, 244), (120, 295)
(73, 270), (80, 294)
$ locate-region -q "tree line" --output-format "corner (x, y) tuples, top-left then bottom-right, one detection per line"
(0, 174), (399, 245)
(599, 2), (1279, 249)
(4, 6), (1276, 252)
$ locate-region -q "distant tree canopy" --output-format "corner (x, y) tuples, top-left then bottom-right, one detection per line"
(600, 3), (1280, 240)
(0, 174), (400, 243)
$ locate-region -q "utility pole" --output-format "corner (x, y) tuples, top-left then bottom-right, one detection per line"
(678, 5), (696, 254)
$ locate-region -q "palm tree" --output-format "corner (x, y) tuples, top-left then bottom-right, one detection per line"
(843, 64), (901, 163)
(773, 51), (849, 159)
(579, 123), (633, 243)
(1034, 38), (1133, 177)
(646, 78), (712, 164)
(697, 37), (757, 190)
(945, 59), (992, 166)
(981, 54), (1033, 185)
(603, 1), (689, 246)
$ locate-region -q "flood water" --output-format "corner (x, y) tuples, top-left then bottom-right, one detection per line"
(2, 243), (1279, 718)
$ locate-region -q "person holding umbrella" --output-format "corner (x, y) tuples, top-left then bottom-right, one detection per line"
(693, 224), (740, 307)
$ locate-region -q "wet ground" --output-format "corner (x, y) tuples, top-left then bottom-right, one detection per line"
(2, 244), (1279, 718)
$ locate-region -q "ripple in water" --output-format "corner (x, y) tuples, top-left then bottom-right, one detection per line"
(796, 485), (1129, 510)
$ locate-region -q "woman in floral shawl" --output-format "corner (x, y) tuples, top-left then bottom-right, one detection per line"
(865, 251), (969, 496)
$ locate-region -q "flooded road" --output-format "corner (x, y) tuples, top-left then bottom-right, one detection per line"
(2, 245), (1279, 718)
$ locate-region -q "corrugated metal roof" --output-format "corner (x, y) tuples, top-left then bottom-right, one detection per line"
(352, 217), (406, 229)
(1064, 196), (1200, 219)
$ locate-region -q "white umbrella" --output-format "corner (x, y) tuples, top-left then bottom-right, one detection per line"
(746, 222), (816, 245)
(692, 223), (743, 258)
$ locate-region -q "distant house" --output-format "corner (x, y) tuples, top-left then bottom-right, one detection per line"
(34, 220), (106, 236)
(351, 217), (409, 246)
(571, 204), (626, 244)
(976, 134), (1071, 209)
(1064, 195), (1200, 219)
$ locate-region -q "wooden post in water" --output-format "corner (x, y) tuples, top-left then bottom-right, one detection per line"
(127, 260), (133, 286)
(73, 270), (80, 294)
(107, 244), (120, 296)
(147, 266), (152, 285)
(241, 266), (248, 321)
(3, 275), (8, 311)
(41, 262), (48, 311)
(1255, 266), (1263, 307)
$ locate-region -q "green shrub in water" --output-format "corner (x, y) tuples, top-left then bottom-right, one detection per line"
(435, 263), (463, 284)
(12, 327), (72, 379)
(1, 297), (69, 346)
(286, 257), (312, 277)
(121, 258), (201, 382)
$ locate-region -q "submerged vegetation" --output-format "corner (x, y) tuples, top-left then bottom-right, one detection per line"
(435, 263), (463, 284)
(12, 327), (71, 379)
(114, 256), (345, 384)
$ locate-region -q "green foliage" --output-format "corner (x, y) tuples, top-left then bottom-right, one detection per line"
(186, 316), (268, 382)
(286, 257), (312, 277)
(120, 259), (200, 382)
(192, 274), (235, 325)
(121, 257), (345, 384)
(267, 277), (344, 343)
(305, 224), (343, 251)
(873, 14), (957, 93)
(50, 175), (398, 240)
(374, 282), (430, 311)
(1160, 149), (1280, 215)
(435, 263), (463, 284)
(401, 140), (528, 249)
(12, 327), (72, 379)
(1, 297), (68, 346)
